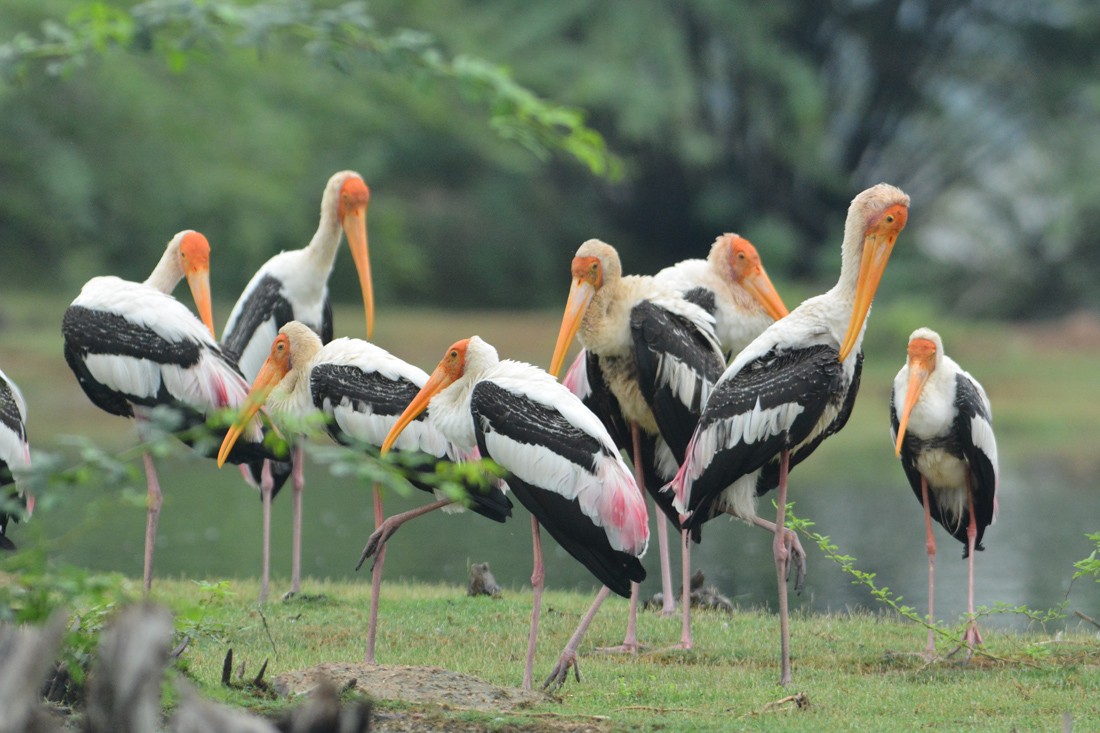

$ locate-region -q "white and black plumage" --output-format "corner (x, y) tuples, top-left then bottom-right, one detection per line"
(0, 367), (31, 552)
(669, 183), (910, 685)
(381, 336), (649, 691)
(62, 230), (277, 594)
(891, 327), (998, 657)
(217, 322), (512, 664)
(656, 233), (789, 358)
(220, 170), (374, 600)
(549, 238), (725, 650)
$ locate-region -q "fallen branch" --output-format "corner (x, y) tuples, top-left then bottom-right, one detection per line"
(1074, 610), (1100, 630)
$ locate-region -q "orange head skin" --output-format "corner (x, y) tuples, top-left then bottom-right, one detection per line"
(380, 339), (469, 456)
(894, 336), (937, 456)
(338, 176), (375, 339)
(838, 202), (909, 362)
(548, 256), (602, 378)
(725, 235), (788, 321)
(216, 333), (293, 467)
(178, 231), (215, 338)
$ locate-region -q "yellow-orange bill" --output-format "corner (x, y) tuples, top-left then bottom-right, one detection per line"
(186, 269), (216, 339)
(216, 358), (282, 467)
(343, 205), (374, 340)
(380, 366), (452, 456)
(742, 267), (789, 321)
(838, 204), (908, 363)
(549, 278), (596, 378)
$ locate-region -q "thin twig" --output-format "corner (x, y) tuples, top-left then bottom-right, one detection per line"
(1074, 610), (1100, 630)
(257, 606), (277, 657)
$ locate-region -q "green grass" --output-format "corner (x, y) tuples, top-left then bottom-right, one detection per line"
(10, 573), (1097, 732)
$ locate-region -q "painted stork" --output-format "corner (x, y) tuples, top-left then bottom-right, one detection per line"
(62, 230), (278, 594)
(549, 239), (726, 651)
(669, 183), (910, 685)
(0, 367), (32, 551)
(891, 327), (998, 658)
(380, 336), (649, 690)
(220, 170), (375, 600)
(216, 322), (512, 663)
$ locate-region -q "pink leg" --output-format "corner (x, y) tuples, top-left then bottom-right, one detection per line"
(961, 474), (983, 654)
(773, 449), (792, 686)
(287, 444), (306, 598)
(356, 498), (454, 572)
(920, 475), (937, 657)
(141, 452), (163, 596)
(365, 484), (386, 664)
(654, 512), (675, 616)
(543, 586), (613, 692)
(259, 461), (274, 604)
(679, 529), (692, 649)
(524, 516), (544, 690)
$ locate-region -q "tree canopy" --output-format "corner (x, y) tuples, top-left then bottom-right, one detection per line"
(2, 0), (1097, 317)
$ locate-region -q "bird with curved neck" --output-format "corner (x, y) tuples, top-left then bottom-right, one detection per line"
(656, 233), (789, 357)
(669, 183), (910, 685)
(381, 336), (649, 691)
(220, 170), (375, 600)
(62, 230), (275, 595)
(216, 322), (511, 664)
(891, 327), (998, 660)
(550, 238), (725, 652)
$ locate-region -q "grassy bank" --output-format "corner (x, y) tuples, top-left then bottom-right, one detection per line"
(6, 571), (1096, 732)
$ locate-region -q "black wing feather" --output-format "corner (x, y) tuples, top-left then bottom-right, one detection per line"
(683, 344), (847, 528)
(470, 381), (642, 596)
(630, 300), (724, 461)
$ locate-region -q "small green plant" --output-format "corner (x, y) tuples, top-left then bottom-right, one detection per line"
(1071, 531), (1100, 585)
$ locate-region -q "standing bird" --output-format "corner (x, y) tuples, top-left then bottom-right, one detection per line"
(220, 170), (375, 599)
(216, 322), (512, 663)
(669, 183), (910, 685)
(62, 230), (276, 594)
(891, 327), (998, 658)
(0, 367), (32, 551)
(381, 336), (649, 690)
(549, 239), (726, 651)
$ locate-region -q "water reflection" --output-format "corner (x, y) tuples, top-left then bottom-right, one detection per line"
(31, 449), (1096, 632)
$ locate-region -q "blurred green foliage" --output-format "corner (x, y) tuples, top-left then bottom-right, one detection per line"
(2, 0), (1099, 317)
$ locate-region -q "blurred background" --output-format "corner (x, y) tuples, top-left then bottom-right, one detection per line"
(1, 0), (1097, 627)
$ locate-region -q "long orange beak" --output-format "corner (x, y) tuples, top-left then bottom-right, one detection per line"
(894, 349), (934, 457)
(185, 265), (215, 339)
(838, 204), (908, 362)
(216, 356), (286, 467)
(379, 366), (453, 456)
(549, 277), (596, 378)
(343, 203), (374, 340)
(742, 265), (789, 322)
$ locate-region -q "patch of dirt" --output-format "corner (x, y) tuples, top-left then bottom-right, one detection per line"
(274, 663), (547, 711)
(273, 664), (606, 733)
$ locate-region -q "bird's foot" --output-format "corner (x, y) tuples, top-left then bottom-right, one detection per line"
(542, 650), (580, 693)
(946, 622), (983, 661)
(784, 528), (808, 593)
(658, 604), (676, 618)
(281, 590), (297, 602)
(355, 520), (400, 572)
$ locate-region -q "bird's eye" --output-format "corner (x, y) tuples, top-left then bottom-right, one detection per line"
(450, 350), (458, 359)
(886, 214), (895, 223)
(737, 252), (746, 260)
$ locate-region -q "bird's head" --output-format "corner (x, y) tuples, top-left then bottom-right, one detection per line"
(216, 329), (296, 467)
(838, 184), (910, 362)
(380, 338), (470, 456)
(177, 230), (215, 338)
(549, 239), (619, 377)
(718, 234), (789, 321)
(894, 328), (942, 457)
